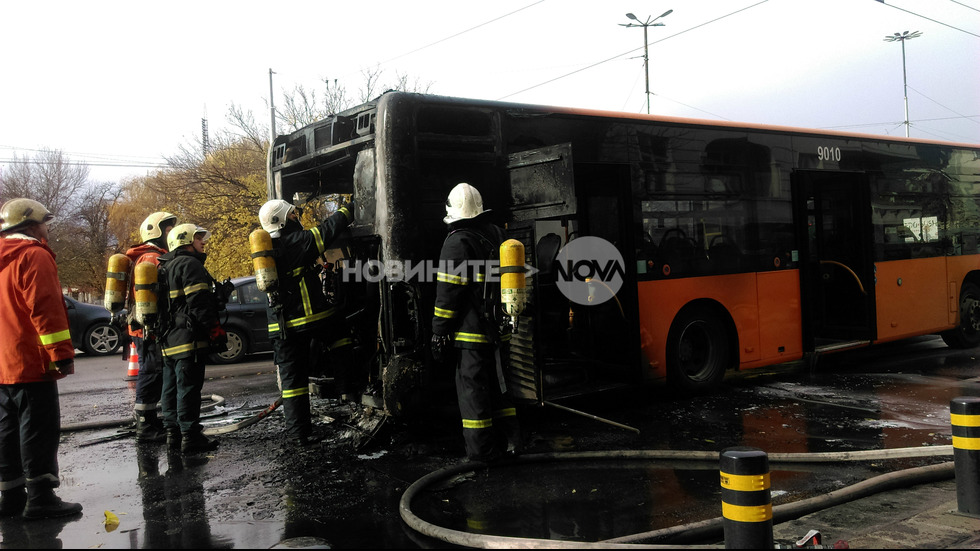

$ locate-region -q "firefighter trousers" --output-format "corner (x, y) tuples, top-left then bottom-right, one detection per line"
(133, 336), (163, 411)
(455, 347), (520, 461)
(160, 354), (206, 435)
(273, 334), (315, 439)
(0, 381), (61, 490)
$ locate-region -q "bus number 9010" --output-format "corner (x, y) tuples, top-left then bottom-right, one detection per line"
(817, 146), (841, 162)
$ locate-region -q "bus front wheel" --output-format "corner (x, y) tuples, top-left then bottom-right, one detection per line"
(941, 282), (980, 349)
(666, 306), (730, 392)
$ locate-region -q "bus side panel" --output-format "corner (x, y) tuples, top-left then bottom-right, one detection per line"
(637, 274), (762, 381)
(755, 270), (804, 366)
(874, 258), (949, 342)
(946, 255), (980, 324)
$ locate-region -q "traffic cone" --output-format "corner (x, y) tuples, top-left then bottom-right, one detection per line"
(125, 343), (139, 381)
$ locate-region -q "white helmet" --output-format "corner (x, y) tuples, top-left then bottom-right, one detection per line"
(167, 223), (210, 250)
(139, 211), (177, 243)
(0, 198), (54, 233)
(444, 183), (486, 224)
(259, 199), (295, 237)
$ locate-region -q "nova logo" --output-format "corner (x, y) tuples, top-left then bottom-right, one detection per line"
(554, 236), (625, 305)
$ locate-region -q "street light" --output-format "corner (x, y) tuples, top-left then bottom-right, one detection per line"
(621, 9), (673, 114)
(883, 30), (922, 138)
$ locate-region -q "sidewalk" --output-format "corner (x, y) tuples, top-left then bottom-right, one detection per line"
(771, 478), (980, 549)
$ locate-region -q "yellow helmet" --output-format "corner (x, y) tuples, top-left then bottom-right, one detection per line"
(0, 198), (54, 233)
(167, 223), (210, 250)
(139, 211), (177, 243)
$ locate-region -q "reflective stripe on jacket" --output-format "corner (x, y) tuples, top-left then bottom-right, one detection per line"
(431, 218), (505, 350)
(158, 248), (219, 359)
(124, 242), (167, 338)
(0, 234), (74, 383)
(265, 207), (351, 338)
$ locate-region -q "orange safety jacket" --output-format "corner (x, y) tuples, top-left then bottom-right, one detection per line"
(0, 234), (74, 384)
(123, 242), (167, 339)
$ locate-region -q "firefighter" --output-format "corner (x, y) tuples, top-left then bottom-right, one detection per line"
(122, 211), (177, 443)
(157, 224), (225, 455)
(430, 183), (520, 462)
(0, 198), (83, 519)
(257, 198), (354, 447)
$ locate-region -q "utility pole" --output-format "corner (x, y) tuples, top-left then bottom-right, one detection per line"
(883, 31), (922, 138)
(620, 9), (673, 114)
(269, 68), (277, 142)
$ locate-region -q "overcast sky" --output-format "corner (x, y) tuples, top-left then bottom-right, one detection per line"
(2, 0), (977, 184)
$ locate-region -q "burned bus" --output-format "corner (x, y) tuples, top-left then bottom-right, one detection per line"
(268, 91), (980, 417)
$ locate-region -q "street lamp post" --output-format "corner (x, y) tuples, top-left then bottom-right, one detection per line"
(883, 30), (922, 138)
(621, 9), (673, 114)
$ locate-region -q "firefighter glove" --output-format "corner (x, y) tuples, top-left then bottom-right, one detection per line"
(342, 200), (356, 224)
(209, 325), (228, 353)
(110, 311), (127, 329)
(430, 334), (450, 363)
(53, 358), (75, 376)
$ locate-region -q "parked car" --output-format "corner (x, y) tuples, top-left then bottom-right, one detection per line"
(210, 276), (273, 364)
(64, 295), (124, 356)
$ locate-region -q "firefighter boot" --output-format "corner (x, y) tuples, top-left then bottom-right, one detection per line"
(166, 427), (181, 450)
(135, 409), (167, 443)
(181, 431), (219, 455)
(0, 486), (27, 517)
(22, 487), (82, 520)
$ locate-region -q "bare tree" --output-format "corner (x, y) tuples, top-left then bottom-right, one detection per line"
(0, 149), (89, 217)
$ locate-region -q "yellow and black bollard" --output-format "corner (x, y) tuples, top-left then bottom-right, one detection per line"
(720, 447), (773, 549)
(951, 396), (980, 516)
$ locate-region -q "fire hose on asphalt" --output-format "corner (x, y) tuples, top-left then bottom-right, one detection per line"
(398, 445), (955, 549)
(60, 394), (229, 432)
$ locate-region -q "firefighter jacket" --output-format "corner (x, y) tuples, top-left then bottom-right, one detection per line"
(432, 216), (509, 350)
(157, 248), (221, 360)
(265, 206), (352, 339)
(0, 233), (74, 383)
(123, 242), (167, 339)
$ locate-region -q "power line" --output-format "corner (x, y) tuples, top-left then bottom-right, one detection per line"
(380, 1), (546, 65)
(0, 159), (167, 169)
(950, 0), (980, 14)
(875, 0), (980, 38)
(497, 0), (771, 100)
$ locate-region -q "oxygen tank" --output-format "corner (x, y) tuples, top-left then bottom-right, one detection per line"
(104, 254), (132, 312)
(249, 229), (278, 293)
(499, 239), (527, 328)
(133, 261), (158, 327)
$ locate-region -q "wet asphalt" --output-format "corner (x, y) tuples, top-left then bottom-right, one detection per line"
(0, 334), (973, 548)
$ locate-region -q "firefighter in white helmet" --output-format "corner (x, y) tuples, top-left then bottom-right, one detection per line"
(0, 198), (83, 518)
(257, 198), (355, 447)
(156, 224), (224, 455)
(431, 183), (521, 462)
(121, 211), (177, 443)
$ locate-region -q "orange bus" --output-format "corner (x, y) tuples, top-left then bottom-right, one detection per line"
(268, 91), (980, 415)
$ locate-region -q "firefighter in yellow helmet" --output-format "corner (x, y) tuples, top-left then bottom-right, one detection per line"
(257, 198), (355, 447)
(123, 211), (177, 443)
(156, 224), (225, 455)
(431, 183), (520, 462)
(0, 198), (83, 518)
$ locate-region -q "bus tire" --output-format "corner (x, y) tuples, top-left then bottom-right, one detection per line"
(666, 306), (729, 392)
(941, 282), (980, 349)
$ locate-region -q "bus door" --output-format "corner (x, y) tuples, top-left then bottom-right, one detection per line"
(506, 143), (638, 405)
(792, 170), (877, 351)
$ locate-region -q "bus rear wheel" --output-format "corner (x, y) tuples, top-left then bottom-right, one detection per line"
(941, 282), (980, 349)
(666, 306), (729, 393)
